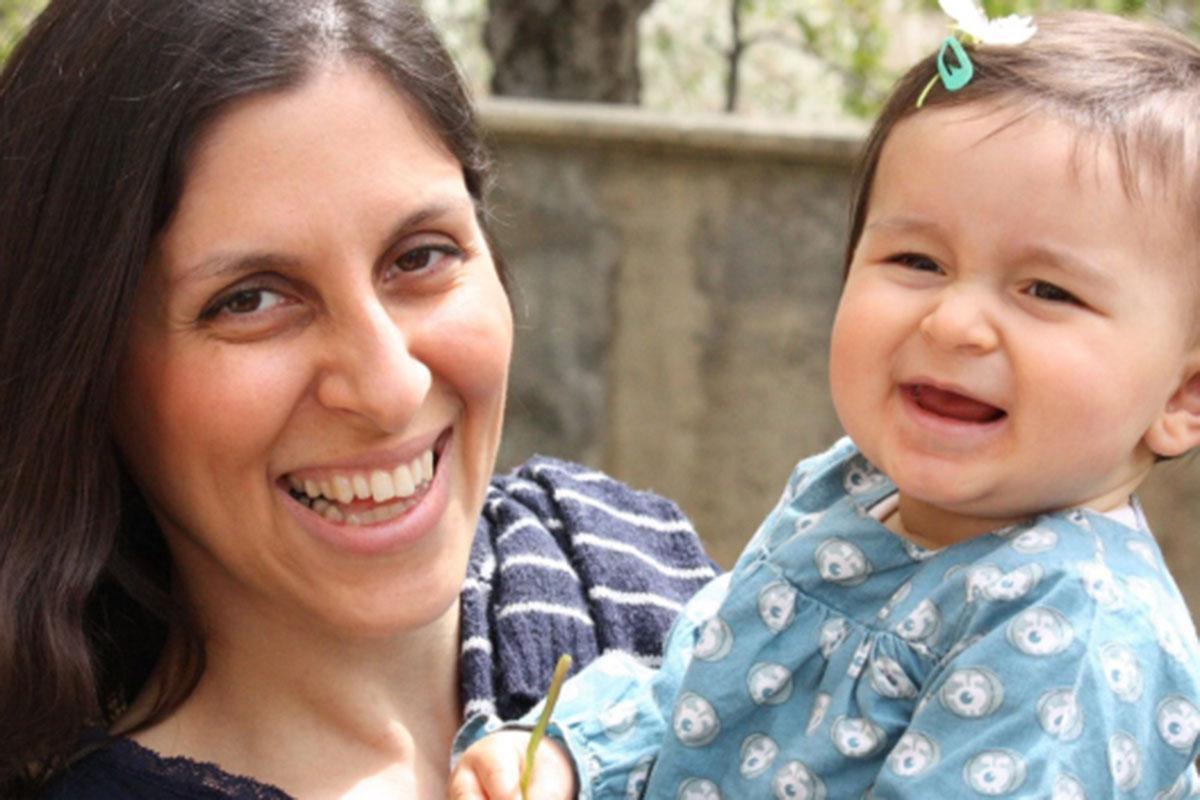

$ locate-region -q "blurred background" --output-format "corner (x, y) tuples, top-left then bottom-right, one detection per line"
(3, 0), (1199, 612)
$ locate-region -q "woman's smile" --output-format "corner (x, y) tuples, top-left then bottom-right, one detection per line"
(279, 429), (456, 556)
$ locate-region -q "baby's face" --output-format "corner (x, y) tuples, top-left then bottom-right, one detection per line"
(830, 102), (1199, 544)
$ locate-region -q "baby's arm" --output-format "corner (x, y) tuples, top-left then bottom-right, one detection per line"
(450, 730), (575, 800)
(451, 574), (732, 799)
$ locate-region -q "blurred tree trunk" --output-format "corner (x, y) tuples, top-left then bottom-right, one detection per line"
(485, 0), (656, 103)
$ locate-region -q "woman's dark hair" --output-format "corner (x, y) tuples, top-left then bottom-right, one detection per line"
(846, 11), (1200, 274)
(0, 1), (499, 793)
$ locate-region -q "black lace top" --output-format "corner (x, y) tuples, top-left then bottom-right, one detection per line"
(41, 737), (291, 799)
(38, 459), (717, 798)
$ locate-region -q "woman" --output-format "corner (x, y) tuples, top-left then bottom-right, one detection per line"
(0, 1), (717, 797)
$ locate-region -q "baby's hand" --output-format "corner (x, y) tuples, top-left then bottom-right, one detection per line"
(449, 730), (577, 800)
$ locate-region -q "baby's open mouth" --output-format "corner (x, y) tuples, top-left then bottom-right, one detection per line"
(284, 445), (440, 526)
(904, 384), (1006, 423)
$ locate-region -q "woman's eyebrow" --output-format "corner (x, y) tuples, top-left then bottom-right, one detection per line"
(174, 197), (476, 286)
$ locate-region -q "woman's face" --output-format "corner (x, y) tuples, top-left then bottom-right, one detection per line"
(111, 65), (512, 640)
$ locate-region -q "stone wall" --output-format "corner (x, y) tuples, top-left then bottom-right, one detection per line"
(480, 97), (1200, 615)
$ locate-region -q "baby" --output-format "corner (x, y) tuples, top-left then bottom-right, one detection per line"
(451, 9), (1200, 799)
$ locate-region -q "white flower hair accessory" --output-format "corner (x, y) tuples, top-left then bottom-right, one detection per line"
(917, 0), (1037, 107)
(939, 0), (1037, 46)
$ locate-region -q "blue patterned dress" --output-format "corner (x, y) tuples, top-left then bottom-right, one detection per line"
(504, 439), (1200, 799)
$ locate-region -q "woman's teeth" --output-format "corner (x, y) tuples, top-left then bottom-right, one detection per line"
(286, 448), (435, 525)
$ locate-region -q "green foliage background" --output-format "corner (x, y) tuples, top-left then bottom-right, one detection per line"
(0, 0), (46, 63)
(0, 0), (1197, 116)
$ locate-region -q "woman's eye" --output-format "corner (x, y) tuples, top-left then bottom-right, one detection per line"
(890, 253), (941, 273)
(391, 244), (462, 274)
(1026, 280), (1080, 305)
(202, 287), (287, 320)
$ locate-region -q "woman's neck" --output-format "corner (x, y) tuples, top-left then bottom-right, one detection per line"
(125, 600), (462, 799)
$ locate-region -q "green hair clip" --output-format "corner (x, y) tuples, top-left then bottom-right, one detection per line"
(916, 0), (1037, 108)
(917, 36), (975, 108)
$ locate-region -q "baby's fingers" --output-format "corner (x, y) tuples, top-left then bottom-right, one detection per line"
(449, 732), (528, 800)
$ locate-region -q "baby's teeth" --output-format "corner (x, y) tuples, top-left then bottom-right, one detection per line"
(304, 479), (321, 499)
(353, 474), (371, 500)
(370, 470), (396, 502)
(321, 504), (344, 523)
(394, 464), (416, 497)
(333, 476), (355, 505)
(320, 480), (334, 500)
(422, 450), (434, 481)
(312, 498), (331, 514)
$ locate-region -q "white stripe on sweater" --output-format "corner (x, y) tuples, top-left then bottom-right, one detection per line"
(574, 532), (717, 580)
(589, 585), (686, 613)
(495, 516), (545, 546)
(499, 553), (579, 578)
(496, 601), (595, 626)
(461, 577), (491, 594)
(529, 462), (612, 483)
(553, 489), (694, 533)
(463, 698), (497, 719)
(461, 635), (493, 655)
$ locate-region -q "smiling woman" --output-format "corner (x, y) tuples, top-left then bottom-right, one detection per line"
(0, 2), (716, 798)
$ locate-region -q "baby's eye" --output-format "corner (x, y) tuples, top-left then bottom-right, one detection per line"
(890, 253), (941, 273)
(1025, 281), (1080, 305)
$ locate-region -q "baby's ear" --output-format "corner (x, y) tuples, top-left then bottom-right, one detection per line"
(1146, 354), (1200, 458)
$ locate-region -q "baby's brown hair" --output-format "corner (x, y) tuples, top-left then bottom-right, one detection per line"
(846, 12), (1200, 282)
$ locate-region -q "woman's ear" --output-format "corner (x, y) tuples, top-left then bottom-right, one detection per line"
(1146, 356), (1200, 458)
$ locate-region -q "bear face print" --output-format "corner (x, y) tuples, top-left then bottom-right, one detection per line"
(1107, 732), (1142, 792)
(757, 581), (798, 634)
(1009, 526), (1058, 554)
(1007, 607), (1074, 656)
(895, 599), (942, 645)
(739, 734), (780, 780)
(843, 457), (887, 496)
(869, 654), (918, 700)
(814, 538), (872, 586)
(747, 662), (795, 706)
(962, 750), (1027, 796)
(1099, 642), (1144, 703)
(672, 692), (721, 747)
(1037, 688), (1085, 741)
(1156, 695), (1200, 753)
(830, 716), (887, 758)
(770, 760), (827, 800)
(675, 777), (721, 800)
(886, 731), (939, 778)
(939, 667), (1004, 718)
(693, 615), (734, 662)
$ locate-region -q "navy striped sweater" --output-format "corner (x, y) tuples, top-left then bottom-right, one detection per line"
(460, 456), (720, 722)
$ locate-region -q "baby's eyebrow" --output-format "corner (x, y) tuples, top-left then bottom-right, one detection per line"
(1014, 243), (1117, 291)
(863, 215), (943, 237)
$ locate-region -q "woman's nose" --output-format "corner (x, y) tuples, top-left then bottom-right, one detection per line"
(315, 302), (431, 433)
(918, 287), (999, 353)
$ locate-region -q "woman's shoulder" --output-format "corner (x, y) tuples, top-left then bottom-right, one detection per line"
(461, 457), (720, 719)
(39, 736), (291, 800)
